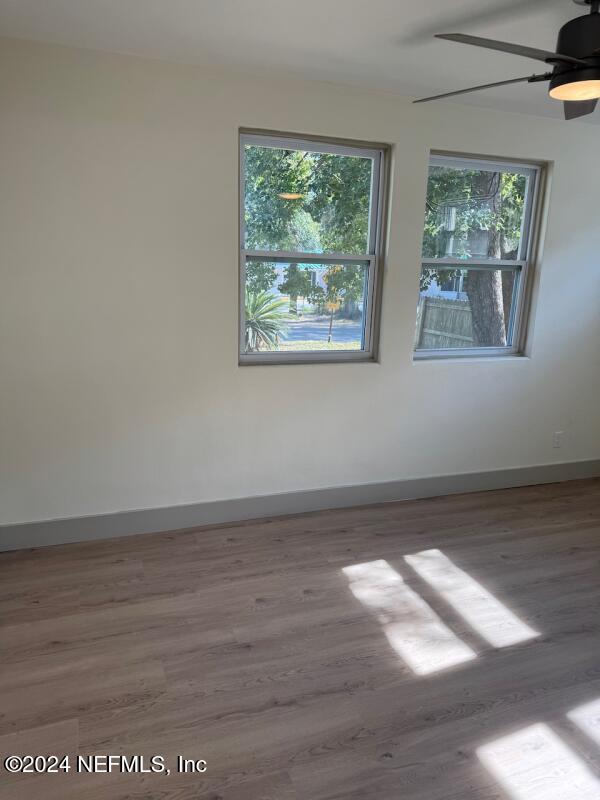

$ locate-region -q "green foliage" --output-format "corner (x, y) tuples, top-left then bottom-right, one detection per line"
(244, 144), (372, 254)
(323, 264), (365, 306)
(244, 291), (288, 352)
(244, 143), (372, 317)
(278, 265), (320, 311)
(320, 264), (366, 339)
(421, 167), (527, 290)
(246, 261), (277, 293)
(307, 153), (372, 254)
(286, 209), (322, 252)
(244, 146), (313, 251)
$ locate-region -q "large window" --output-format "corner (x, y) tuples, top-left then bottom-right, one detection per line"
(415, 154), (541, 358)
(240, 132), (386, 363)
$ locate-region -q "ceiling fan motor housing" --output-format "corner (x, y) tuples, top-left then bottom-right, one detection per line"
(556, 12), (600, 57)
(550, 12), (600, 93)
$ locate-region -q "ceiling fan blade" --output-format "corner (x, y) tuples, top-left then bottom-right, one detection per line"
(414, 73), (551, 104)
(564, 99), (598, 119)
(436, 33), (589, 67)
(401, 0), (554, 45)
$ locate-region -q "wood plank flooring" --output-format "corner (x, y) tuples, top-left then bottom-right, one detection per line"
(1, 478), (600, 799)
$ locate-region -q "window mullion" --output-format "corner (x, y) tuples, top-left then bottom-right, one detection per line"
(421, 259), (525, 271)
(245, 249), (372, 265)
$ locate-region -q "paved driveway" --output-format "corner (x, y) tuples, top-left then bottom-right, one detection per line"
(283, 318), (362, 344)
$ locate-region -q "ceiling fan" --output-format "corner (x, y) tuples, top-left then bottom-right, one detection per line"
(414, 0), (600, 119)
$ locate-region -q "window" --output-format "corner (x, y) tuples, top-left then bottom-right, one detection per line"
(240, 132), (386, 363)
(415, 153), (541, 358)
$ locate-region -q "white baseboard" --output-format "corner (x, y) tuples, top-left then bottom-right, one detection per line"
(1, 459), (599, 552)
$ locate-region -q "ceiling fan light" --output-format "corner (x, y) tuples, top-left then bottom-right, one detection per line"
(549, 79), (600, 101)
(549, 65), (600, 102)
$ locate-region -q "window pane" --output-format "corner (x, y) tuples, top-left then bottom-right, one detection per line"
(244, 144), (374, 255)
(415, 266), (518, 350)
(244, 260), (368, 354)
(422, 163), (530, 261)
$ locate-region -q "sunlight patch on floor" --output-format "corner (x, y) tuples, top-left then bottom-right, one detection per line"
(342, 559), (476, 676)
(568, 698), (600, 746)
(477, 723), (600, 800)
(404, 549), (539, 648)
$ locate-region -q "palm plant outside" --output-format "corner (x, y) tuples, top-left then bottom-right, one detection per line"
(245, 291), (288, 352)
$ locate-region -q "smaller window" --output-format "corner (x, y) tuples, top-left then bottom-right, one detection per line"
(415, 154), (541, 359)
(240, 132), (386, 364)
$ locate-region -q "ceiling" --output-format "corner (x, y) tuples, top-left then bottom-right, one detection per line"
(0, 0), (596, 122)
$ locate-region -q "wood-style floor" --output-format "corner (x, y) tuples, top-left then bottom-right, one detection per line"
(1, 478), (600, 799)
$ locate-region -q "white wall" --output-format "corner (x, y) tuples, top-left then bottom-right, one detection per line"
(1, 37), (599, 526)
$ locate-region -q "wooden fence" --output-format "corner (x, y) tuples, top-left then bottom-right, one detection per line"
(415, 296), (474, 350)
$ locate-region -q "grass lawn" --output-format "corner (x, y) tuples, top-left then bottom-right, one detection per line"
(277, 340), (361, 351)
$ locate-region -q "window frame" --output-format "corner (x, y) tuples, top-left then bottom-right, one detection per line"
(414, 152), (543, 361)
(239, 130), (388, 365)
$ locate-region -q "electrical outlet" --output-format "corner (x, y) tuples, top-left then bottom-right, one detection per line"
(553, 431), (565, 449)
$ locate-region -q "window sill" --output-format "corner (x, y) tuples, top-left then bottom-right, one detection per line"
(239, 353), (378, 366)
(412, 353), (530, 365)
